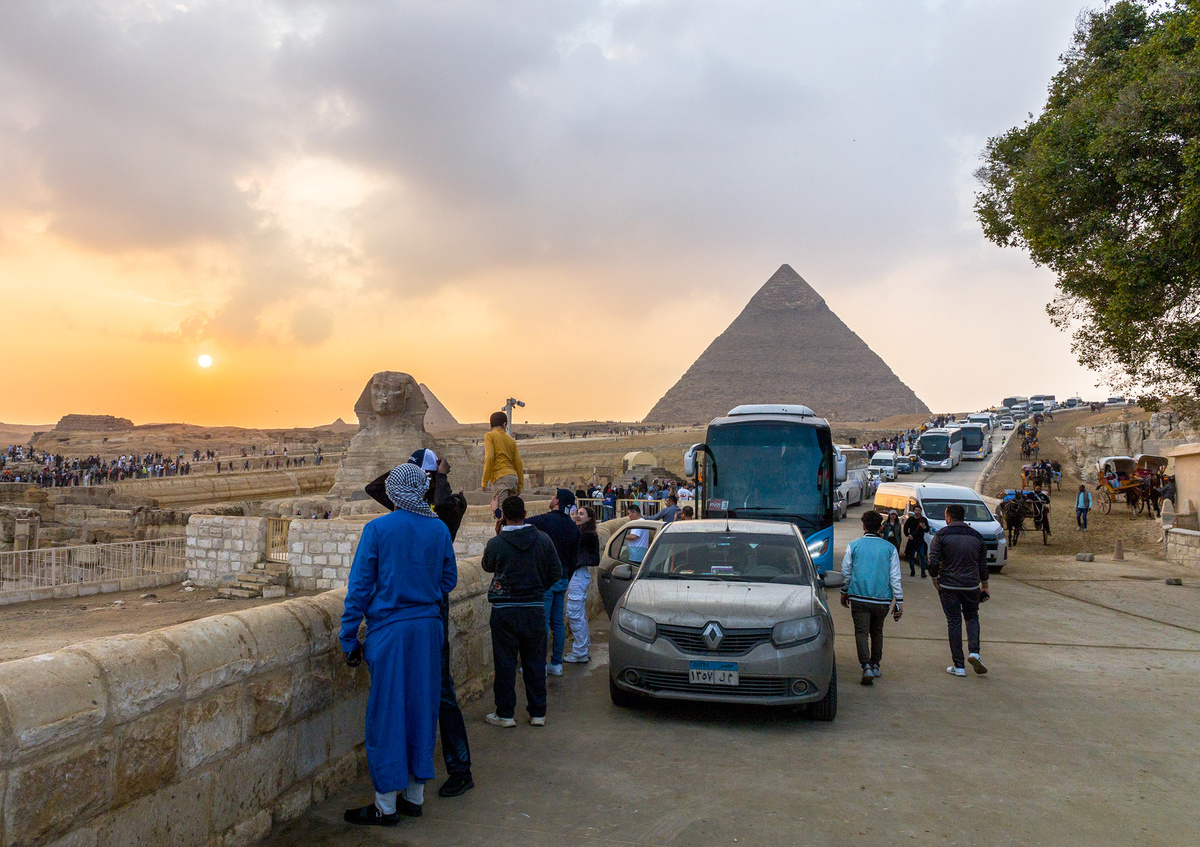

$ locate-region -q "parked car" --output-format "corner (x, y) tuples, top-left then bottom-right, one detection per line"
(597, 519), (663, 617)
(607, 519), (838, 719)
(833, 488), (848, 521)
(838, 468), (871, 506)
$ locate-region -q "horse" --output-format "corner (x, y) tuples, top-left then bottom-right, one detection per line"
(1000, 494), (1050, 546)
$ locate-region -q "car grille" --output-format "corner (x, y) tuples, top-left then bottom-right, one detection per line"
(985, 541), (999, 551)
(637, 669), (793, 697)
(657, 624), (774, 656)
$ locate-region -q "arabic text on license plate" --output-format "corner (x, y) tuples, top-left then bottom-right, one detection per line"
(689, 661), (738, 686)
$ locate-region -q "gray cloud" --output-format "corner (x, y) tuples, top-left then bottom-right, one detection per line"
(0, 0), (1102, 405)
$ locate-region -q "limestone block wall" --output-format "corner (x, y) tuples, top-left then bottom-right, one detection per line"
(187, 516), (269, 585)
(287, 519), (369, 591)
(1166, 528), (1200, 569)
(111, 466), (336, 508)
(0, 591), (368, 847)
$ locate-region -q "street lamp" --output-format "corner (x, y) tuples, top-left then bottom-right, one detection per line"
(504, 398), (525, 435)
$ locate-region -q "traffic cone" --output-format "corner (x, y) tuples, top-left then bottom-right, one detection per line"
(1113, 539), (1125, 561)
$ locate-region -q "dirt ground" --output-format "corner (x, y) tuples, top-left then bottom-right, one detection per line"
(0, 585), (320, 663)
(983, 406), (1163, 560)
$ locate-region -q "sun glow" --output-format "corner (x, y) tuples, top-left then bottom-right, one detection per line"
(197, 354), (213, 368)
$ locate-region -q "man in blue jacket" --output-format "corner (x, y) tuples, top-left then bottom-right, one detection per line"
(340, 463), (459, 827)
(840, 510), (903, 686)
(527, 489), (580, 676)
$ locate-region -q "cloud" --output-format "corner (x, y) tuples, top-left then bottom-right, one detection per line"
(0, 0), (1109, 421)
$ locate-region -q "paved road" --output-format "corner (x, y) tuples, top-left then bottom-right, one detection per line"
(269, 430), (1200, 846)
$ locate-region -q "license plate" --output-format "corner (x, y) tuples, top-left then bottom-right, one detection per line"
(689, 661), (738, 686)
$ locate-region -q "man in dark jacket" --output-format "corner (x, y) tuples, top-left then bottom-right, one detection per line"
(928, 503), (990, 677)
(903, 506), (931, 578)
(482, 496), (562, 727)
(527, 489), (580, 676)
(365, 449), (474, 797)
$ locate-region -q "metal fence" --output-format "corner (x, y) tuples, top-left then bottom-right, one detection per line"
(577, 498), (665, 520)
(266, 518), (291, 564)
(0, 537), (187, 594)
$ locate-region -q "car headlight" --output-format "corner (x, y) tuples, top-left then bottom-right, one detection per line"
(617, 608), (657, 643)
(772, 617), (823, 648)
(806, 537), (829, 558)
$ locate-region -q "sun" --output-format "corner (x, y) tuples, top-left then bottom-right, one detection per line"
(197, 354), (213, 368)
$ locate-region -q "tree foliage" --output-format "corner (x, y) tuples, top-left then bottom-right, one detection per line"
(976, 0), (1200, 404)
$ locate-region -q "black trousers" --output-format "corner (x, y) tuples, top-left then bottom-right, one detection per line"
(439, 596), (471, 774)
(850, 601), (889, 667)
(939, 589), (981, 668)
(490, 606), (548, 719)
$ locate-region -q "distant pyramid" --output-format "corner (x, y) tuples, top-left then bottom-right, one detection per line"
(420, 383), (460, 428)
(644, 265), (929, 423)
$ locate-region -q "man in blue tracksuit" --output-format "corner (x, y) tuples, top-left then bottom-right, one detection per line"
(840, 510), (903, 686)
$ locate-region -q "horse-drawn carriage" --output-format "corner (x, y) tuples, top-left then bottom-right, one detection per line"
(1095, 455), (1168, 515)
(997, 489), (1051, 545)
(1022, 460), (1062, 490)
(1016, 422), (1039, 459)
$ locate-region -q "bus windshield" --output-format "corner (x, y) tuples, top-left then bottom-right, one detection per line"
(706, 422), (831, 530)
(920, 435), (949, 459)
(961, 428), (984, 450)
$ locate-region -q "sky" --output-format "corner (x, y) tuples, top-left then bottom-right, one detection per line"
(0, 0), (1113, 427)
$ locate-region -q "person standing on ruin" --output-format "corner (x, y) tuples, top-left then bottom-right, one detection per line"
(481, 411), (523, 517)
(340, 463), (458, 826)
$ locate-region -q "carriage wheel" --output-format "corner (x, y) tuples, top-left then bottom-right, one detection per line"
(1100, 490), (1112, 515)
(1135, 495), (1145, 515)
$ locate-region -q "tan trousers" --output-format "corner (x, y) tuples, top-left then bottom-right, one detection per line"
(490, 475), (519, 508)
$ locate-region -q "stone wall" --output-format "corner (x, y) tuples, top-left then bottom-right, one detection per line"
(0, 591), (368, 847)
(287, 519), (369, 591)
(187, 516), (269, 585)
(111, 466), (335, 508)
(1166, 527), (1200, 569)
(1071, 412), (1199, 481)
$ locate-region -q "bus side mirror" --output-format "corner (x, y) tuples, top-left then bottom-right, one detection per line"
(684, 445), (700, 478)
(835, 455), (847, 483)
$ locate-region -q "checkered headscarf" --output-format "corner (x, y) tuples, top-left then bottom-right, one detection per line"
(384, 463), (435, 517)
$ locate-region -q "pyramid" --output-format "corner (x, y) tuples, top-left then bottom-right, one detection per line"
(420, 383), (460, 428)
(644, 265), (929, 423)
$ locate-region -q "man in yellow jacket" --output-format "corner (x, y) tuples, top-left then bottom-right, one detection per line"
(482, 412), (523, 516)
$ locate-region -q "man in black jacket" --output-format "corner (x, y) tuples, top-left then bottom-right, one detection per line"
(364, 449), (474, 797)
(928, 503), (990, 677)
(482, 496), (562, 727)
(528, 489), (580, 676)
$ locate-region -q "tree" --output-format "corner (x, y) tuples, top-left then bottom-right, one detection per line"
(976, 0), (1200, 406)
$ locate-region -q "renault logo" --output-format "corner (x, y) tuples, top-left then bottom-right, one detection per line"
(702, 622), (724, 650)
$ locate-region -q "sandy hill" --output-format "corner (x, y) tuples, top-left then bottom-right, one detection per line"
(644, 265), (930, 423)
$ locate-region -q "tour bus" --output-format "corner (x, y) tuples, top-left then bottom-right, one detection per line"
(1031, 394), (1057, 411)
(918, 427), (963, 470)
(685, 404), (841, 575)
(1002, 396), (1028, 410)
(959, 423), (991, 460)
(1029, 400), (1045, 413)
(837, 445), (870, 472)
(967, 413), (993, 433)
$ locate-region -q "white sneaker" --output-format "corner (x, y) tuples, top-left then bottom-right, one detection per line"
(546, 663), (563, 676)
(563, 654), (590, 664)
(485, 713), (516, 728)
(530, 716), (546, 727)
(871, 664), (881, 678)
(946, 666), (967, 677)
(968, 653), (988, 675)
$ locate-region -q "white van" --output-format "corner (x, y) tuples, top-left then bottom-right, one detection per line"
(868, 450), (898, 481)
(873, 482), (1007, 571)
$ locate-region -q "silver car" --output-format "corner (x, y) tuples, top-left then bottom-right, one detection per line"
(607, 519), (837, 720)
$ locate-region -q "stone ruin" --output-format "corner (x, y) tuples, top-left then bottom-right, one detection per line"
(53, 413), (135, 432)
(327, 371), (438, 509)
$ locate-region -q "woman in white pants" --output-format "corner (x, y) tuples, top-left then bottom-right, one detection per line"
(564, 506), (600, 663)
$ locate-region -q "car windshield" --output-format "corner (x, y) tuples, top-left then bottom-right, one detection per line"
(641, 532), (811, 583)
(870, 457), (892, 466)
(921, 500), (994, 522)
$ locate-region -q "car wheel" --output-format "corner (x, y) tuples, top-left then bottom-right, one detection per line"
(807, 662), (837, 722)
(609, 674), (640, 708)
(988, 565), (1004, 573)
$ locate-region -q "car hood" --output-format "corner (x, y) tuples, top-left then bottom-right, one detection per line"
(622, 579), (815, 628)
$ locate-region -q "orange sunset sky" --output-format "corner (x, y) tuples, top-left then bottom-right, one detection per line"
(0, 1), (1111, 429)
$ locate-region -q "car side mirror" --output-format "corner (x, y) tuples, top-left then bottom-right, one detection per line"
(819, 571), (844, 589)
(612, 564), (635, 581)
